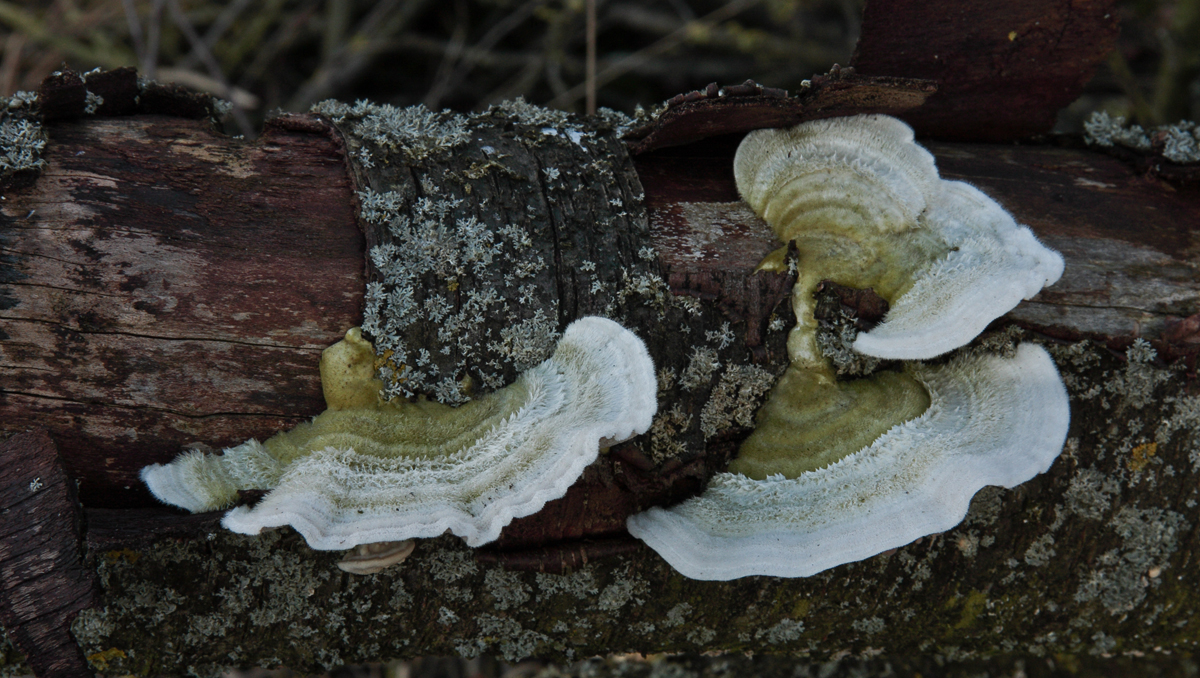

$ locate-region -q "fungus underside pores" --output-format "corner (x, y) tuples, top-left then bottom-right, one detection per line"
(626, 114), (1071, 580)
(142, 317), (656, 573)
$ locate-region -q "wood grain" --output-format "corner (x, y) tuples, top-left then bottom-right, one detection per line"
(0, 430), (95, 678)
(0, 116), (363, 508)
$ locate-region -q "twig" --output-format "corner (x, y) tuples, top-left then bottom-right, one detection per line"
(391, 34), (541, 71)
(165, 0), (254, 136)
(1107, 50), (1158, 125)
(155, 67), (260, 109)
(323, 0), (352, 62)
(121, 0), (144, 66)
(285, 0), (432, 111)
(547, 0), (765, 110)
(176, 0), (255, 72)
(478, 54), (545, 107)
(238, 0), (321, 87)
(436, 0), (549, 108)
(0, 32), (25, 96)
(221, 0), (288, 72)
(608, 3), (830, 65)
(586, 0), (596, 115)
(0, 0), (131, 69)
(424, 0), (470, 109)
(143, 0), (165, 79)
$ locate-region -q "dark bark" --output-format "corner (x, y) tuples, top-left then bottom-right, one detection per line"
(851, 0), (1120, 141)
(622, 72), (937, 154)
(0, 431), (95, 678)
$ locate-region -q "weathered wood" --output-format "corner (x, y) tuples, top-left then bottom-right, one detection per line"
(0, 430), (95, 678)
(851, 0), (1120, 141)
(0, 114), (363, 508)
(622, 72), (937, 154)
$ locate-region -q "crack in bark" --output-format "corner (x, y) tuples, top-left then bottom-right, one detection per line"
(0, 314), (327, 351)
(0, 246), (92, 267)
(1, 388), (309, 421)
(1023, 300), (1183, 316)
(0, 281), (127, 298)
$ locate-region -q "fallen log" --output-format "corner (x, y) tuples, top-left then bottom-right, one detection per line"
(3, 1), (1199, 671)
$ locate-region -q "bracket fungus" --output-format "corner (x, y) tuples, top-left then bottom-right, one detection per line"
(626, 115), (1070, 580)
(143, 316), (656, 556)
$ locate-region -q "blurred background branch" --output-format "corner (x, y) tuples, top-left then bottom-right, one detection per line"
(0, 0), (864, 136)
(1058, 0), (1200, 130)
(0, 0), (1196, 138)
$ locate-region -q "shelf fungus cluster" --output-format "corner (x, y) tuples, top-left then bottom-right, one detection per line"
(142, 317), (656, 573)
(626, 115), (1070, 580)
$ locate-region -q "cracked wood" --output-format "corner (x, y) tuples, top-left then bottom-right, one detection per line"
(0, 115), (363, 508)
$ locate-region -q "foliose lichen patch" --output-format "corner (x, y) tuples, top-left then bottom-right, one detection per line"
(311, 96), (791, 472)
(0, 92), (44, 182)
(1084, 111), (1200, 164)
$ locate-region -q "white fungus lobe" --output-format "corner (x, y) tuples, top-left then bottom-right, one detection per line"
(142, 316), (656, 550)
(627, 345), (1070, 580)
(733, 114), (1064, 364)
(627, 114), (1070, 580)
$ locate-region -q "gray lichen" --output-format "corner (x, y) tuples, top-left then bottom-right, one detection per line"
(1156, 395), (1200, 471)
(758, 618), (806, 644)
(1084, 111), (1200, 163)
(1022, 533), (1057, 568)
(679, 347), (720, 391)
(0, 115), (45, 173)
(849, 617), (884, 637)
(84, 90), (104, 115)
(358, 188), (550, 403)
(484, 569), (531, 611)
(1073, 506), (1188, 616)
(649, 403), (693, 463)
(312, 99), (469, 162)
(1064, 467), (1120, 520)
(698, 364), (778, 438)
(1106, 339), (1172, 410)
(816, 307), (881, 376)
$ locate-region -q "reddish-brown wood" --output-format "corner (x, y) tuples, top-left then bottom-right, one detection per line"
(0, 115), (363, 508)
(0, 430), (95, 678)
(851, 0), (1120, 141)
(633, 137), (1200, 358)
(926, 141), (1200, 349)
(624, 73), (936, 154)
